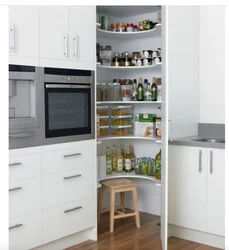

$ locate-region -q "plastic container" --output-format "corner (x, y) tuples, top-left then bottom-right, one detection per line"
(100, 83), (109, 101)
(111, 125), (132, 136)
(99, 126), (109, 137)
(99, 117), (109, 126)
(96, 83), (103, 101)
(109, 83), (121, 101)
(111, 106), (132, 116)
(97, 106), (109, 116)
(100, 45), (112, 66)
(111, 115), (132, 126)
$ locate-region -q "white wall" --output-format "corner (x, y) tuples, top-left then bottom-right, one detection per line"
(199, 6), (225, 124)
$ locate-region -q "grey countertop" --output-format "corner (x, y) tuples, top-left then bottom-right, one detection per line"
(169, 135), (225, 149)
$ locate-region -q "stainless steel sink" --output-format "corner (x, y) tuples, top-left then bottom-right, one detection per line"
(191, 138), (225, 143)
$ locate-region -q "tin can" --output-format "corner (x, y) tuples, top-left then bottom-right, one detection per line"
(111, 23), (117, 32)
(101, 16), (110, 31)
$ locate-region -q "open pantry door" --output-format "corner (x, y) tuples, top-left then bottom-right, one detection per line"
(160, 5), (168, 250)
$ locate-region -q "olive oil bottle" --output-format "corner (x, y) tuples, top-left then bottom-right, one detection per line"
(155, 149), (161, 179)
(130, 144), (135, 171)
(151, 77), (158, 101)
(106, 146), (112, 174)
(112, 144), (117, 172)
(116, 146), (123, 173)
(137, 77), (144, 101)
(124, 145), (132, 173)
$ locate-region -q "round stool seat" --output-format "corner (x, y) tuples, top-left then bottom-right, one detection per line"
(100, 178), (137, 189)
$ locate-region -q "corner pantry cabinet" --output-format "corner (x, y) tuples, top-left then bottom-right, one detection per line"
(168, 145), (225, 237)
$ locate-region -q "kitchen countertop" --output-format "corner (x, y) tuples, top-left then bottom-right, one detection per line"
(169, 135), (225, 149)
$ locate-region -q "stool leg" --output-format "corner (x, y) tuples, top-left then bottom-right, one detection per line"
(132, 186), (140, 228)
(120, 192), (125, 214)
(110, 189), (115, 233)
(98, 185), (103, 224)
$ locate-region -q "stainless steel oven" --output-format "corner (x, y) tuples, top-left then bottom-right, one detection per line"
(41, 67), (95, 145)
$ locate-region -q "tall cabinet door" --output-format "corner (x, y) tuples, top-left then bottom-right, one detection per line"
(68, 6), (95, 64)
(168, 145), (208, 232)
(207, 148), (225, 236)
(39, 6), (69, 61)
(9, 6), (39, 65)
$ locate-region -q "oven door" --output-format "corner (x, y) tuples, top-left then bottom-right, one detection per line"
(44, 83), (94, 142)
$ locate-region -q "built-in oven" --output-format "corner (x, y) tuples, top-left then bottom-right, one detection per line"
(41, 67), (95, 145)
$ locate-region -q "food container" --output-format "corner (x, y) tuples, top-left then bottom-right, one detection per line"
(99, 116), (109, 126)
(132, 51), (142, 59)
(111, 53), (121, 66)
(111, 23), (117, 32)
(134, 113), (156, 137)
(96, 43), (100, 63)
(111, 115), (132, 126)
(100, 126), (109, 137)
(109, 82), (121, 101)
(101, 16), (110, 30)
(143, 20), (150, 30)
(142, 58), (153, 66)
(146, 21), (155, 30)
(122, 79), (132, 85)
(121, 85), (132, 101)
(127, 23), (134, 32)
(121, 52), (132, 66)
(111, 105), (132, 116)
(136, 58), (142, 66)
(111, 125), (132, 136)
(100, 45), (112, 66)
(133, 25), (138, 31)
(96, 83), (103, 101)
(97, 115), (100, 138)
(100, 83), (109, 101)
(118, 22), (126, 32)
(97, 106), (109, 116)
(152, 50), (160, 57)
(143, 50), (152, 58)
(138, 21), (144, 31)
(155, 56), (161, 64)
(113, 79), (123, 85)
(156, 117), (162, 139)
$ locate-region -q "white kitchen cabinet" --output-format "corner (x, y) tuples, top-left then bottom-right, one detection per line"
(9, 6), (39, 66)
(168, 145), (208, 232)
(169, 145), (225, 237)
(207, 148), (225, 236)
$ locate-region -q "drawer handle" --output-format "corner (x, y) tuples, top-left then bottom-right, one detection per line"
(9, 223), (23, 230)
(64, 206), (82, 213)
(9, 187), (22, 192)
(199, 150), (203, 173)
(63, 174), (81, 180)
(210, 150), (213, 174)
(9, 162), (22, 166)
(64, 153), (82, 158)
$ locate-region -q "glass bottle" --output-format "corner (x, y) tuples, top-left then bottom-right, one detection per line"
(147, 83), (152, 101)
(155, 149), (161, 179)
(112, 144), (117, 172)
(143, 79), (148, 101)
(135, 158), (140, 174)
(151, 159), (156, 177)
(151, 77), (158, 101)
(116, 146), (123, 173)
(132, 79), (138, 101)
(120, 144), (125, 170)
(124, 144), (132, 173)
(106, 146), (112, 174)
(137, 77), (144, 101)
(130, 144), (135, 171)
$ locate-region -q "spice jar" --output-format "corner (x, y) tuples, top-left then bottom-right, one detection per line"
(138, 21), (144, 31)
(146, 21), (155, 30)
(111, 23), (117, 32)
(101, 16), (110, 31)
(155, 56), (161, 64)
(121, 52), (132, 66)
(112, 53), (121, 66)
(133, 25), (138, 32)
(136, 58), (142, 66)
(143, 58), (152, 66)
(143, 50), (152, 58)
(126, 23), (134, 32)
(118, 22), (126, 32)
(143, 20), (150, 30)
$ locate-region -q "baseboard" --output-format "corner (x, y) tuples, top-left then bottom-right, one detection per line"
(168, 224), (225, 249)
(32, 226), (97, 250)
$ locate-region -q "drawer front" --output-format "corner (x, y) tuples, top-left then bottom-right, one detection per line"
(9, 177), (41, 219)
(42, 197), (95, 244)
(41, 144), (95, 175)
(9, 211), (42, 250)
(9, 153), (41, 181)
(42, 168), (95, 209)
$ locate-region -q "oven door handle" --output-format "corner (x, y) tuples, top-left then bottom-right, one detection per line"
(45, 84), (92, 89)
(9, 133), (37, 139)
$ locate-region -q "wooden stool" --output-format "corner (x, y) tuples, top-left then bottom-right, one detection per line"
(98, 178), (140, 233)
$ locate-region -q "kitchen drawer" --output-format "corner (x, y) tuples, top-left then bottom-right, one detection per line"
(9, 153), (41, 181)
(41, 144), (95, 175)
(9, 211), (42, 250)
(9, 177), (41, 219)
(42, 168), (95, 209)
(42, 197), (95, 244)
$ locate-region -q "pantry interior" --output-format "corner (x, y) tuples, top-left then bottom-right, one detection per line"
(96, 5), (167, 248)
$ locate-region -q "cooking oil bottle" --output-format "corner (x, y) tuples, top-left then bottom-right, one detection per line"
(112, 144), (117, 172)
(155, 149), (161, 180)
(116, 146), (123, 173)
(106, 146), (112, 175)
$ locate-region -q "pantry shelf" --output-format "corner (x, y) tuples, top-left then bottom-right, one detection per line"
(97, 24), (161, 40)
(97, 101), (161, 104)
(97, 63), (161, 70)
(97, 135), (162, 143)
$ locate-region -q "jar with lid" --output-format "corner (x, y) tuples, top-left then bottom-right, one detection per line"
(111, 23), (117, 32)
(101, 16), (110, 31)
(96, 83), (103, 101)
(138, 21), (144, 31)
(126, 23), (134, 32)
(100, 45), (112, 66)
(118, 22), (126, 32)
(121, 52), (132, 66)
(112, 53), (121, 67)
(101, 83), (109, 101)
(133, 25), (138, 32)
(143, 20), (150, 30)
(109, 82), (121, 101)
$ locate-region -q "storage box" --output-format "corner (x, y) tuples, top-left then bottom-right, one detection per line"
(134, 113), (156, 137)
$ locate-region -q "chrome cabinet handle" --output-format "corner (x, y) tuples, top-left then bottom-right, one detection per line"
(10, 24), (15, 52)
(64, 33), (68, 57)
(73, 34), (78, 58)
(9, 133), (37, 139)
(9, 187), (22, 192)
(63, 174), (81, 180)
(9, 223), (23, 230)
(210, 150), (213, 174)
(199, 150), (203, 173)
(64, 206), (82, 213)
(64, 153), (81, 158)
(9, 162), (22, 167)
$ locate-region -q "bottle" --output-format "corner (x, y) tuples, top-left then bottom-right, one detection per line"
(132, 79), (138, 101)
(130, 144), (136, 171)
(137, 77), (144, 101)
(112, 144), (117, 172)
(135, 158), (140, 174)
(143, 79), (148, 101)
(116, 146), (123, 173)
(155, 149), (161, 179)
(147, 83), (152, 101)
(106, 147), (112, 174)
(120, 144), (125, 170)
(157, 78), (162, 102)
(124, 145), (132, 172)
(151, 77), (158, 101)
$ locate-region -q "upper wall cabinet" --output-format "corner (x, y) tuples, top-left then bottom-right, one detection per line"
(39, 6), (95, 70)
(9, 6), (39, 66)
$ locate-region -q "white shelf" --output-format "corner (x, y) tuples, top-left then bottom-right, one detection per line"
(97, 135), (162, 143)
(99, 172), (161, 186)
(97, 63), (161, 70)
(96, 23), (101, 27)
(97, 101), (161, 104)
(97, 24), (161, 40)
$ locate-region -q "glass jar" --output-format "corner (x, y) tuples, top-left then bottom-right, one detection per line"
(121, 52), (132, 66)
(117, 22), (126, 32)
(133, 25), (138, 32)
(101, 83), (109, 101)
(111, 53), (121, 67)
(111, 125), (132, 136)
(121, 84), (132, 101)
(111, 23), (117, 32)
(138, 21), (144, 31)
(143, 20), (150, 30)
(109, 82), (121, 101)
(126, 23), (134, 32)
(101, 16), (110, 31)
(113, 79), (123, 85)
(100, 45), (112, 66)
(96, 83), (103, 101)
(111, 105), (132, 116)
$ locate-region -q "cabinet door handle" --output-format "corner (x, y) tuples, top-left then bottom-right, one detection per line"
(64, 206), (82, 213)
(10, 24), (15, 52)
(9, 162), (22, 167)
(9, 223), (23, 230)
(9, 187), (22, 192)
(73, 35), (78, 58)
(63, 33), (68, 57)
(199, 150), (202, 173)
(63, 174), (81, 180)
(64, 153), (81, 158)
(210, 150), (213, 174)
